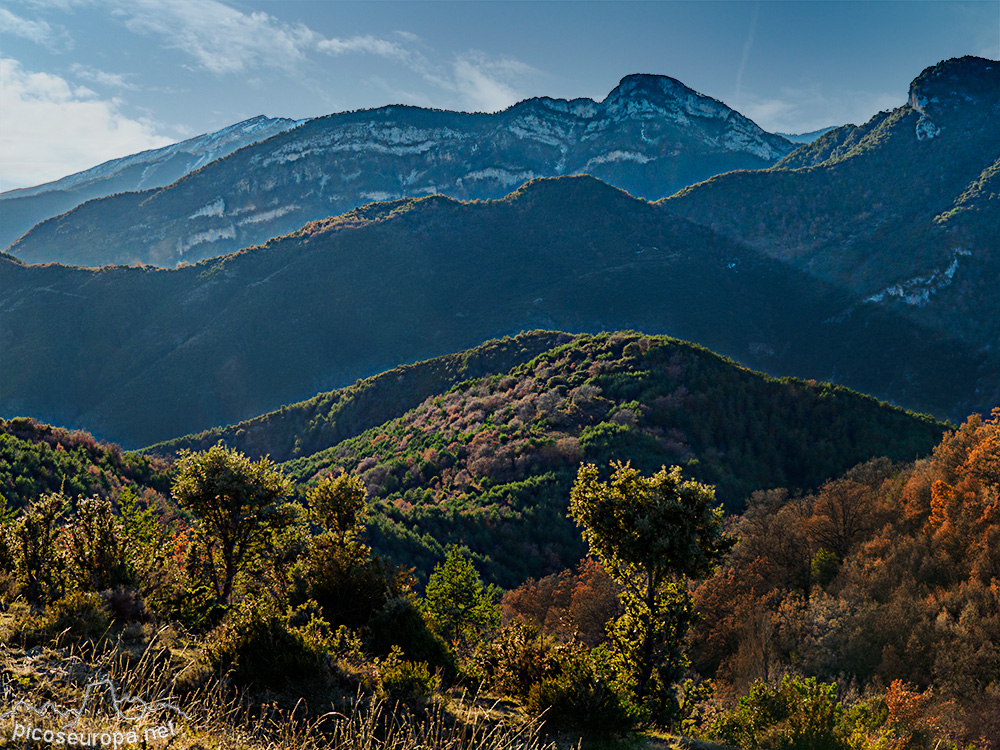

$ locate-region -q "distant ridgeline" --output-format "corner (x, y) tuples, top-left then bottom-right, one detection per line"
(1, 176), (990, 449)
(0, 116), (302, 251)
(6, 74), (793, 268)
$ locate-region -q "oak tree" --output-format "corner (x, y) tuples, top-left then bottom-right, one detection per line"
(172, 443), (293, 604)
(569, 461), (733, 725)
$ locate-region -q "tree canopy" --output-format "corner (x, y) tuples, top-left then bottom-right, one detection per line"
(569, 461), (734, 726)
(172, 442), (294, 604)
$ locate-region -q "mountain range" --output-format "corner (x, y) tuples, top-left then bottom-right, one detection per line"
(669, 56), (1000, 362)
(0, 116), (301, 251)
(4, 74), (793, 268)
(0, 174), (990, 448)
(1, 56), (997, 451)
(775, 126), (838, 143)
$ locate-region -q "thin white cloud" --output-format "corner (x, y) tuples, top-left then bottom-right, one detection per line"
(451, 52), (534, 112)
(0, 58), (174, 191)
(0, 7), (72, 51)
(735, 1), (760, 97)
(387, 45), (537, 113)
(107, 0), (441, 84)
(114, 0), (318, 74)
(733, 86), (903, 135)
(317, 34), (410, 61)
(69, 63), (139, 90)
(12, 0), (91, 10)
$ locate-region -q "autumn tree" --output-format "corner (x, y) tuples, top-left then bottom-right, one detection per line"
(501, 558), (619, 646)
(960, 408), (1000, 492)
(569, 461), (734, 726)
(810, 458), (894, 559)
(172, 443), (294, 605)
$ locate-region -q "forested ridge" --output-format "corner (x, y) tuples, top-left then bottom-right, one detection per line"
(278, 332), (943, 587)
(0, 417), (170, 509)
(3, 171), (994, 450)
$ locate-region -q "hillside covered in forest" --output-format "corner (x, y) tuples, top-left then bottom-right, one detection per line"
(250, 332), (944, 586)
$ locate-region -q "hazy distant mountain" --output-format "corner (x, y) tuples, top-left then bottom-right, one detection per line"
(775, 126), (838, 143)
(668, 56), (1000, 356)
(0, 116), (302, 250)
(6, 74), (794, 268)
(0, 176), (990, 448)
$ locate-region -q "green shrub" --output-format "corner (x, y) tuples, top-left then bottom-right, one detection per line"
(367, 596), (457, 678)
(710, 675), (846, 750)
(301, 536), (409, 629)
(0, 496), (16, 571)
(64, 495), (132, 591)
(0, 601), (47, 645)
(207, 596), (327, 688)
(811, 548), (840, 589)
(470, 618), (562, 699)
(839, 694), (893, 750)
(148, 567), (226, 632)
(329, 623), (366, 661)
(375, 645), (439, 703)
(43, 591), (112, 643)
(11, 493), (67, 604)
(524, 647), (633, 738)
(422, 546), (501, 649)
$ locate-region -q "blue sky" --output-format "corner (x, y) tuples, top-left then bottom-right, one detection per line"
(1, 0), (998, 191)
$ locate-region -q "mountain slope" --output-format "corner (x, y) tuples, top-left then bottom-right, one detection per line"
(0, 417), (170, 510)
(0, 116), (302, 250)
(6, 75), (793, 268)
(146, 331), (576, 462)
(1, 176), (991, 448)
(774, 126), (838, 144)
(277, 332), (945, 586)
(667, 56), (1000, 351)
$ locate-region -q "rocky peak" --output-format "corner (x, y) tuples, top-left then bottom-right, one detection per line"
(908, 56), (999, 139)
(510, 74), (750, 126)
(602, 73), (732, 122)
(909, 56), (999, 107)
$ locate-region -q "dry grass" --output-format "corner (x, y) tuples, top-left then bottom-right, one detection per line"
(0, 630), (578, 750)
